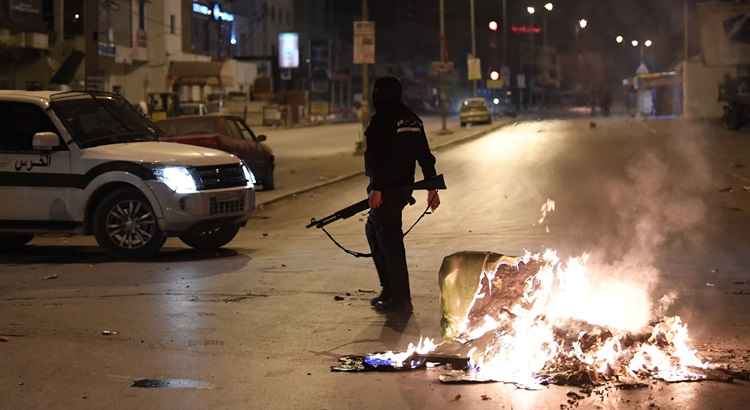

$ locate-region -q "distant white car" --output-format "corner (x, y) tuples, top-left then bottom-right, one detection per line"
(0, 90), (256, 258)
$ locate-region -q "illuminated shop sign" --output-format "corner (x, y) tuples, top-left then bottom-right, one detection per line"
(278, 32), (300, 68)
(192, 2), (234, 22)
(511, 25), (541, 34)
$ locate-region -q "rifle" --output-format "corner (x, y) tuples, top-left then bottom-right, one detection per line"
(306, 174), (447, 229)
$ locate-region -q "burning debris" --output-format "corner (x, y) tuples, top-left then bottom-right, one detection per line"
(334, 249), (719, 389)
(331, 197), (749, 391)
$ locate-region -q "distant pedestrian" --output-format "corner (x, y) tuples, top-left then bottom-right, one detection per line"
(364, 76), (441, 314)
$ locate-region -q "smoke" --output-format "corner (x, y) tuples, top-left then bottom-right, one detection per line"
(572, 127), (711, 327)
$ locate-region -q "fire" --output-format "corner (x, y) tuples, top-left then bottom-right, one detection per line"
(363, 337), (438, 369)
(456, 248), (708, 388)
(349, 199), (710, 388)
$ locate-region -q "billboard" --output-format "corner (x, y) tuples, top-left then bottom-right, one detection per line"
(697, 3), (750, 66)
(278, 32), (300, 68)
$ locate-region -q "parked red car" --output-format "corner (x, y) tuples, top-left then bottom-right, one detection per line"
(157, 115), (276, 189)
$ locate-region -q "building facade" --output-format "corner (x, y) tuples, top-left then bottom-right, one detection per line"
(0, 0), (50, 89)
(0, 0), (298, 105)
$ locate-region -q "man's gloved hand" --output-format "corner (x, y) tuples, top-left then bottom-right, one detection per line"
(427, 189), (440, 211)
(368, 190), (383, 209)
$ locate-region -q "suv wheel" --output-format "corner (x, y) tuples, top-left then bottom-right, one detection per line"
(0, 233), (34, 251)
(93, 188), (166, 258)
(179, 224), (240, 250)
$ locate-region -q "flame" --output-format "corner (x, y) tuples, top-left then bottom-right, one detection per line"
(365, 337), (438, 369)
(458, 250), (709, 387)
(363, 199), (709, 388)
(538, 198), (556, 225)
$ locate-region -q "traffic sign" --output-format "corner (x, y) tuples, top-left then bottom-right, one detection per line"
(431, 61), (455, 75)
(354, 21), (376, 64)
(467, 57), (482, 81)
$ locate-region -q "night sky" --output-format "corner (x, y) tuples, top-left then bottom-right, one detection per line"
(327, 0), (708, 77)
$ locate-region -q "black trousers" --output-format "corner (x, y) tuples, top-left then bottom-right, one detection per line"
(365, 191), (411, 304)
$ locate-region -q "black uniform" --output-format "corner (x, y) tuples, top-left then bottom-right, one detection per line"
(364, 77), (437, 310)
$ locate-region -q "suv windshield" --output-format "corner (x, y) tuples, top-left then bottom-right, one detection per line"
(51, 95), (161, 148)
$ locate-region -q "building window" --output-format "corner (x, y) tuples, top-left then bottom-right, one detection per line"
(138, 0), (145, 30)
(170, 14), (175, 34)
(192, 12), (210, 54)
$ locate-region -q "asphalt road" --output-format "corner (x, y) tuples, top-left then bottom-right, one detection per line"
(2, 118), (750, 409)
(253, 116), (500, 205)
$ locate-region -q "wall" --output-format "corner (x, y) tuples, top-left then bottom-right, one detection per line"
(234, 0), (295, 57)
(683, 60), (734, 120)
(222, 59), (258, 92)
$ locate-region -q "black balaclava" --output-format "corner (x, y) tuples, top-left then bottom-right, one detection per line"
(372, 76), (403, 113)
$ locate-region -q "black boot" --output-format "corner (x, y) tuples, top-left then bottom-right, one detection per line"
(373, 298), (413, 314)
(370, 291), (390, 306)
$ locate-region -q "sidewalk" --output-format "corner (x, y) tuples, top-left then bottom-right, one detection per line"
(254, 116), (512, 206)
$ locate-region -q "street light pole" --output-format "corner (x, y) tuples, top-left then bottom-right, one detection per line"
(439, 0), (448, 133)
(502, 0), (508, 68)
(528, 8), (536, 108)
(531, 14), (536, 107)
(683, 0), (689, 63)
(470, 0), (477, 96)
(361, 0), (369, 129)
(683, 0), (689, 117)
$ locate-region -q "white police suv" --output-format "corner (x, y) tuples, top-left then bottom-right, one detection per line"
(0, 90), (256, 257)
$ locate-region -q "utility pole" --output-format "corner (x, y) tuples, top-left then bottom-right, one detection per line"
(502, 0), (507, 67)
(439, 0), (449, 133)
(361, 0), (370, 128)
(53, 0), (64, 50)
(683, 0), (689, 63)
(470, 0), (477, 96)
(530, 14), (535, 107)
(683, 0), (689, 117)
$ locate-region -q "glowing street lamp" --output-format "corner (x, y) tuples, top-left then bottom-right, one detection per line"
(616, 35), (624, 44)
(489, 20), (499, 31)
(493, 97), (501, 105)
(544, 2), (553, 12)
(644, 39), (653, 47)
(631, 40), (639, 47)
(578, 19), (588, 29)
(490, 70), (500, 81)
(527, 6), (536, 15)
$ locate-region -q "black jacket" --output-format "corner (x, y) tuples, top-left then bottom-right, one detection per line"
(364, 104), (437, 192)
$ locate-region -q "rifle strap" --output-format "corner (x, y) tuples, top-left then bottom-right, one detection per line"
(320, 225), (372, 258)
(320, 204), (432, 259)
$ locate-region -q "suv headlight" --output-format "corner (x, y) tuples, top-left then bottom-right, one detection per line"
(153, 166), (198, 194)
(241, 162), (256, 188)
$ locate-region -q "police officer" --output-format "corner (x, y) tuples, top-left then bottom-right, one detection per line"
(365, 76), (441, 313)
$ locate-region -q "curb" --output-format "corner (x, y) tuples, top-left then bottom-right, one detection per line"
(256, 120), (515, 207)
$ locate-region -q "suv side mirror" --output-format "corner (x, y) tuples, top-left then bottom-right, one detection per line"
(32, 132), (61, 151)
(257, 134), (267, 142)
